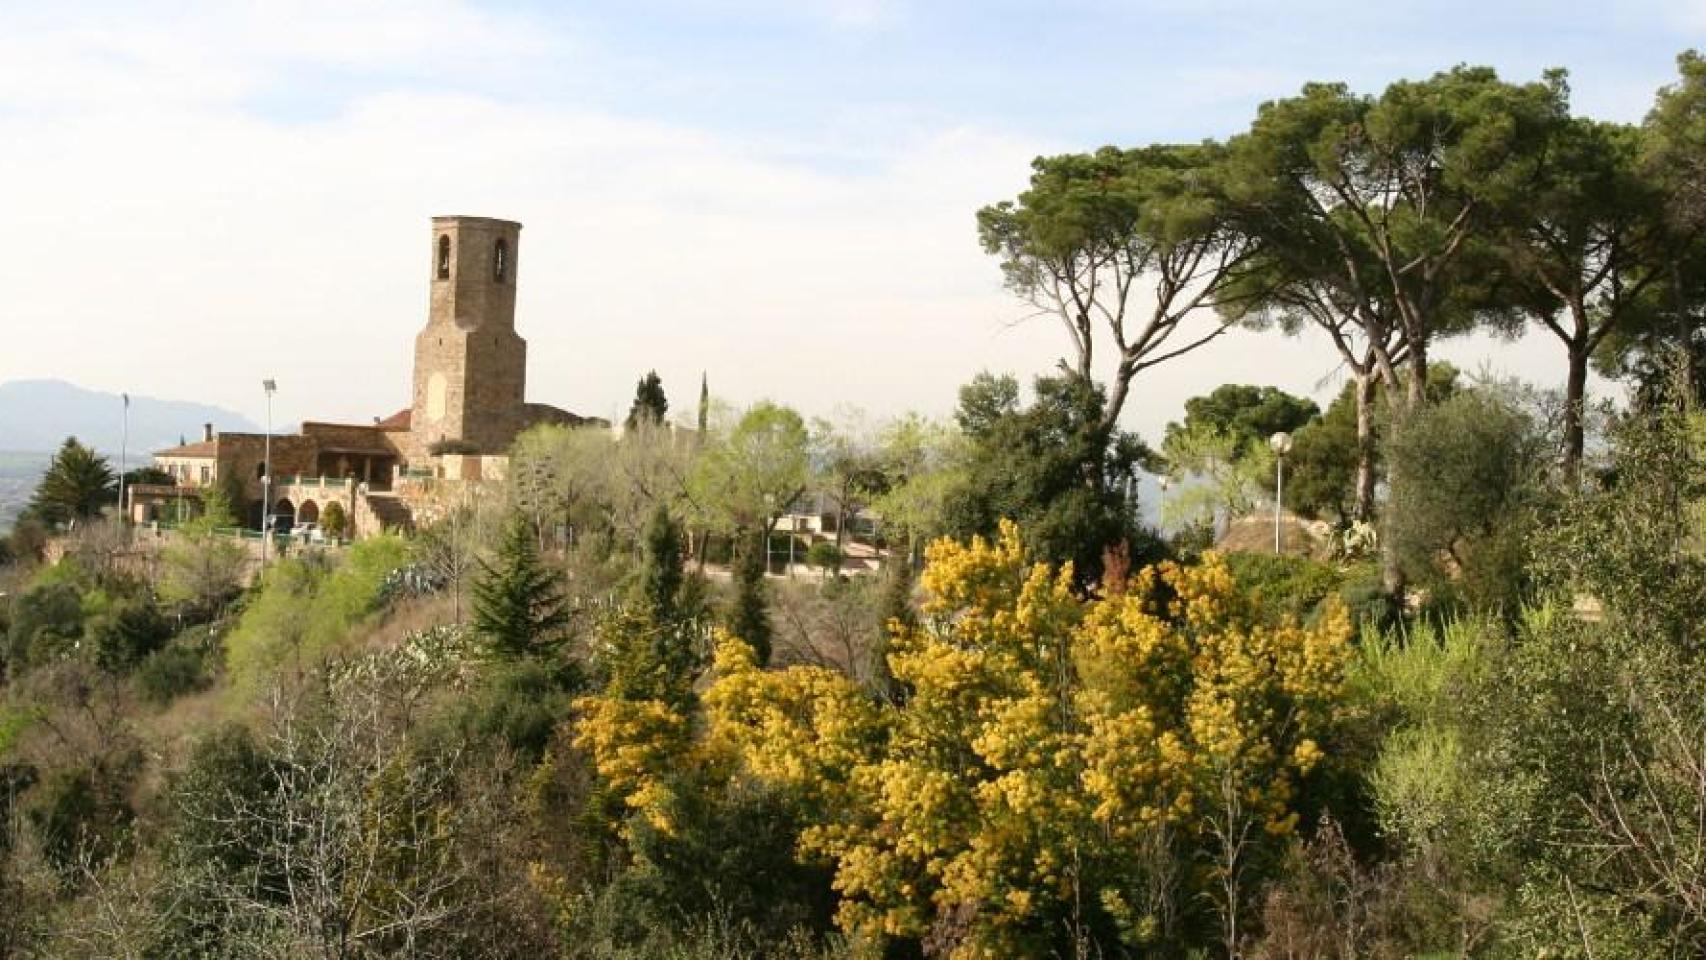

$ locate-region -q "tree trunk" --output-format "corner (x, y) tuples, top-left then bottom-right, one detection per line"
(1353, 372), (1378, 523)
(1382, 354), (1412, 599)
(1563, 344), (1589, 482)
(1404, 340), (1429, 413)
(1673, 260), (1696, 409)
(834, 489), (848, 576)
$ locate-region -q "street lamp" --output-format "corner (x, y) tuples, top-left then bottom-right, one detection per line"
(262, 379), (276, 566)
(1270, 432), (1293, 554)
(118, 392), (130, 524)
(1156, 474), (1171, 532)
(762, 492), (776, 576)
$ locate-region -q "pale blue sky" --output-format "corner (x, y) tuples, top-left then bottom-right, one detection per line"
(0, 1), (1700, 443)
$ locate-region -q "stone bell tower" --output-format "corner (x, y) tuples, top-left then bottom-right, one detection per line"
(409, 216), (528, 457)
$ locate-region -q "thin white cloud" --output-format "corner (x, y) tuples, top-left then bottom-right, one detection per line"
(0, 0), (1654, 449)
(0, 0), (1053, 435)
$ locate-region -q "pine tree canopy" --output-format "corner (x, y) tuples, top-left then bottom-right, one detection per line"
(627, 370), (669, 428)
(473, 517), (571, 659)
(29, 437), (115, 526)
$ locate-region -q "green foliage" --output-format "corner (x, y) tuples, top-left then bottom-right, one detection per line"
(137, 632), (214, 704)
(5, 580), (85, 675)
(429, 438), (481, 456)
(122, 465), (174, 488)
(953, 371), (1020, 437)
(1384, 387), (1548, 611)
(216, 466), (250, 528)
(1222, 551), (1344, 622)
(942, 375), (1157, 586)
(691, 400), (812, 536)
(1162, 384), (1318, 461)
(1598, 52), (1706, 403)
(87, 595), (172, 672)
(28, 437), (115, 527)
(866, 413), (963, 552)
(5, 515), (50, 564)
(598, 779), (836, 949)
(224, 534), (408, 698)
(1283, 383), (1363, 523)
(804, 541), (841, 574)
(599, 507), (702, 705)
(1225, 67), (1565, 415)
(1531, 399), (1706, 653)
(635, 504), (684, 623)
(320, 499), (347, 538)
(473, 516), (571, 660)
(1160, 420), (1270, 533)
(138, 644), (210, 705)
(441, 659), (576, 763)
(0, 705), (36, 758)
(627, 370), (669, 428)
(726, 531), (772, 666)
(27, 761), (135, 874)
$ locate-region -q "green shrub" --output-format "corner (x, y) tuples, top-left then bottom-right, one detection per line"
(442, 660), (577, 763)
(1383, 387), (1547, 613)
(1223, 551), (1343, 622)
(805, 541), (842, 573)
(88, 597), (173, 672)
(5, 581), (85, 675)
(137, 642), (211, 704)
(224, 534), (408, 699)
(321, 501), (347, 539)
(1338, 561), (1397, 630)
(27, 762), (134, 874)
(0, 706), (36, 759)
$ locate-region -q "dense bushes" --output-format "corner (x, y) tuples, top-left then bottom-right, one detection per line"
(136, 637), (213, 704)
(1383, 388), (1549, 611)
(223, 533), (408, 697)
(1221, 551), (1344, 622)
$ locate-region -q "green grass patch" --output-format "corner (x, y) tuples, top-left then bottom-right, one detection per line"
(0, 704), (38, 758)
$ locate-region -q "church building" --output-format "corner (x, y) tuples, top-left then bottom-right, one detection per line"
(138, 216), (596, 536)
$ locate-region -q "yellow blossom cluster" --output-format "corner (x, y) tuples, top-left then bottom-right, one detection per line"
(703, 520), (1353, 957)
(703, 631), (887, 817)
(571, 693), (694, 835)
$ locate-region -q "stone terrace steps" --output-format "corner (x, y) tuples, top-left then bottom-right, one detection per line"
(363, 492), (415, 534)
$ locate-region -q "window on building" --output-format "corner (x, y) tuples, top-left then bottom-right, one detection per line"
(256, 462), (265, 480)
(199, 465), (210, 485)
(494, 237), (509, 282)
(437, 234), (451, 280)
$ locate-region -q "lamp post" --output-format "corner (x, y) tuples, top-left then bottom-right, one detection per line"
(1270, 432), (1292, 554)
(262, 379), (276, 566)
(118, 392), (129, 524)
(762, 492), (776, 576)
(1156, 474), (1171, 533)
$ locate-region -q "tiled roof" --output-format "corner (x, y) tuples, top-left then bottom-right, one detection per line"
(376, 408), (411, 430)
(154, 440), (218, 458)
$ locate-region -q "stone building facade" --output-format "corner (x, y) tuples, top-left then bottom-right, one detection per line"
(136, 215), (598, 536)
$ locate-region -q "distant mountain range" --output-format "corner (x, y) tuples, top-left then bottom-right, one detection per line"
(0, 380), (260, 532)
(0, 379), (259, 457)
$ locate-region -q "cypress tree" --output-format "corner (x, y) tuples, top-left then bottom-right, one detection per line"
(626, 371), (669, 429)
(697, 372), (710, 436)
(635, 504), (684, 623)
(473, 516), (571, 659)
(727, 529), (772, 665)
(870, 553), (914, 702)
(602, 505), (698, 705)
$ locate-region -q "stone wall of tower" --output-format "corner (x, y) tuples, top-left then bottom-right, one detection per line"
(408, 216), (529, 458)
